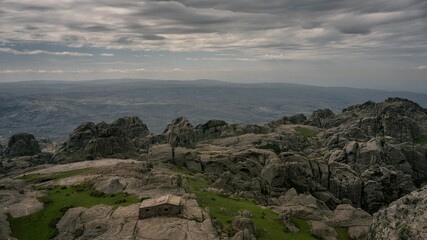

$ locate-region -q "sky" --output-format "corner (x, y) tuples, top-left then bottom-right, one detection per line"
(0, 0), (426, 92)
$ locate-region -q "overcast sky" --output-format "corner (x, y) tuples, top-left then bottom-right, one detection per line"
(0, 0), (426, 92)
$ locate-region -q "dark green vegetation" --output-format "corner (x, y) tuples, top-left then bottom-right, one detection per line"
(414, 177), (427, 188)
(336, 227), (351, 240)
(1, 79), (426, 138)
(187, 178), (317, 240)
(257, 144), (281, 154)
(295, 127), (318, 138)
(414, 135), (427, 145)
(17, 168), (95, 183)
(9, 183), (140, 240)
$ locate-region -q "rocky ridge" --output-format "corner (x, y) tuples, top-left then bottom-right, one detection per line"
(1, 97), (426, 239)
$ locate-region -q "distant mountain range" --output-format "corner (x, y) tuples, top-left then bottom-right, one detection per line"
(1, 79), (426, 139)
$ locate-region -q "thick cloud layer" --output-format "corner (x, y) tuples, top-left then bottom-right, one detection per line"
(0, 0), (426, 91)
(1, 0), (425, 53)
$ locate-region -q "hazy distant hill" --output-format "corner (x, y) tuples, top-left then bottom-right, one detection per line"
(1, 79), (426, 139)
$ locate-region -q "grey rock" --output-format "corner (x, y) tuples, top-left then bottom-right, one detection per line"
(5, 133), (41, 157)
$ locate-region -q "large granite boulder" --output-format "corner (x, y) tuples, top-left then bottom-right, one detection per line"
(5, 133), (41, 157)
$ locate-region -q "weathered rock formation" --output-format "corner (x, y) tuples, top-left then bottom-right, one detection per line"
(53, 116), (150, 163)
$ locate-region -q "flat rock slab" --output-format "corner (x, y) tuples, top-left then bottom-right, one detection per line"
(135, 217), (219, 240)
(25, 159), (139, 175)
(55, 200), (219, 240)
(1, 190), (46, 218)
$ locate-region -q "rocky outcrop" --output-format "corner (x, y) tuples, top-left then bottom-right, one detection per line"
(327, 98), (426, 142)
(186, 98), (426, 215)
(370, 186), (427, 240)
(53, 116), (150, 163)
(5, 133), (41, 157)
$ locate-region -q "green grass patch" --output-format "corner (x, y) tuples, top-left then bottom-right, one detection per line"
(166, 163), (196, 176)
(295, 127), (318, 138)
(8, 182), (140, 240)
(336, 227), (351, 240)
(414, 135), (427, 145)
(17, 168), (96, 183)
(188, 178), (210, 190)
(188, 178), (316, 240)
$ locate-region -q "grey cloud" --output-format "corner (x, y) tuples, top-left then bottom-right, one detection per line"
(135, 1), (231, 25)
(24, 25), (38, 30)
(141, 34), (166, 40)
(67, 24), (114, 32)
(113, 34), (166, 44)
(8, 3), (55, 12)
